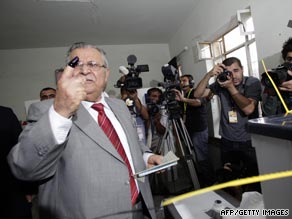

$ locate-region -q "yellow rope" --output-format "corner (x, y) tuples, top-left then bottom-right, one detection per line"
(162, 170), (292, 206)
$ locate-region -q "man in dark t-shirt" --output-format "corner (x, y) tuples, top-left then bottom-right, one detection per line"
(194, 57), (261, 173)
(173, 74), (214, 186)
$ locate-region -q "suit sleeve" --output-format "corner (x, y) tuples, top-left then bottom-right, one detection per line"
(7, 101), (67, 181)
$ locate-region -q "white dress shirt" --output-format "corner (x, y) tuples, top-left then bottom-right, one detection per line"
(48, 93), (152, 177)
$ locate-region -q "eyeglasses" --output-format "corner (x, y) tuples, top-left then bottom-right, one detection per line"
(76, 61), (106, 71)
(285, 56), (292, 63)
(40, 94), (56, 100)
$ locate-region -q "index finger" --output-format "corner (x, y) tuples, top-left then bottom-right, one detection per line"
(61, 56), (79, 79)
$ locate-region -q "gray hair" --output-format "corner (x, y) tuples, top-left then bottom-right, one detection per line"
(66, 42), (109, 68)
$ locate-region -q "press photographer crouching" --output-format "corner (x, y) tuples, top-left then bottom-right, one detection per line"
(261, 37), (292, 116)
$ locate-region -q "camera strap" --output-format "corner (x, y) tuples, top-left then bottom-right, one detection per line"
(227, 77), (249, 123)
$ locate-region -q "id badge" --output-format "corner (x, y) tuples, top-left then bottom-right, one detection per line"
(228, 110), (238, 123)
(136, 125), (145, 142)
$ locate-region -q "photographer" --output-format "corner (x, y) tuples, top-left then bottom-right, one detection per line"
(194, 57), (261, 174)
(146, 87), (167, 151)
(120, 85), (149, 145)
(262, 37), (292, 116)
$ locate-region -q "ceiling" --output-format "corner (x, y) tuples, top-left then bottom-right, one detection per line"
(0, 0), (198, 50)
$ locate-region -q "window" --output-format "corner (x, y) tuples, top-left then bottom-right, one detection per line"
(196, 8), (260, 138)
(198, 8), (259, 78)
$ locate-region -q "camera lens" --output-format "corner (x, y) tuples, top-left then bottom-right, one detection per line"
(217, 70), (231, 82)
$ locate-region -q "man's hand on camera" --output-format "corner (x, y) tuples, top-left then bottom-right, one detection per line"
(279, 79), (292, 92)
(208, 63), (225, 78)
(216, 75), (233, 89)
(172, 89), (184, 102)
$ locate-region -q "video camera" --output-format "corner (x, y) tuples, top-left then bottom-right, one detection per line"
(261, 62), (292, 88)
(115, 55), (149, 90)
(158, 62), (182, 119)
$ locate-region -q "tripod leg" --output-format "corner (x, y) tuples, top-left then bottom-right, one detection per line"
(172, 119), (201, 190)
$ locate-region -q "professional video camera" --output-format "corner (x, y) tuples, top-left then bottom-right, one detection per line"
(158, 63), (181, 119)
(114, 55), (149, 90)
(217, 69), (232, 82)
(145, 100), (161, 117)
(261, 62), (292, 88)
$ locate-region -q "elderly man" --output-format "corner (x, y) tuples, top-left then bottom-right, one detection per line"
(8, 42), (162, 219)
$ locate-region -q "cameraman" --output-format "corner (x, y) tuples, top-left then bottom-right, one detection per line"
(173, 74), (214, 187)
(194, 57), (261, 173)
(262, 37), (292, 116)
(173, 75), (209, 162)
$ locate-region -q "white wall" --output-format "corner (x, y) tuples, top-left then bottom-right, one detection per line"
(0, 44), (170, 121)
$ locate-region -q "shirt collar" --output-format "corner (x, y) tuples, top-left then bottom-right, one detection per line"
(81, 92), (110, 110)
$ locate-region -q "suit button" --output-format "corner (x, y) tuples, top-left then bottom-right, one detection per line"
(125, 180), (130, 185)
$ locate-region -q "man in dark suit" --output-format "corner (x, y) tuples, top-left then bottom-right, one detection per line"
(8, 42), (162, 219)
(1, 106), (32, 219)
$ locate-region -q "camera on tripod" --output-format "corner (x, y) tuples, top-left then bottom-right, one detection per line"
(158, 64), (182, 119)
(114, 54), (149, 90)
(217, 69), (232, 82)
(261, 62), (292, 88)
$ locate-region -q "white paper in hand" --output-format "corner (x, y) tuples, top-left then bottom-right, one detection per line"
(134, 151), (179, 178)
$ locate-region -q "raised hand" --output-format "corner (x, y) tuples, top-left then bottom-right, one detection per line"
(54, 57), (87, 118)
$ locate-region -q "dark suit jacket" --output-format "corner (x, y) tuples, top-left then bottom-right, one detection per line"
(0, 106), (23, 191)
(8, 98), (156, 219)
(1, 106), (32, 219)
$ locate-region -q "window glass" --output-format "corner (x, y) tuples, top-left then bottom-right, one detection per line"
(199, 43), (212, 59)
(224, 27), (245, 51)
(226, 47), (249, 76)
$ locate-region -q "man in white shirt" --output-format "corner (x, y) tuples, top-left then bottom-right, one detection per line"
(8, 42), (162, 219)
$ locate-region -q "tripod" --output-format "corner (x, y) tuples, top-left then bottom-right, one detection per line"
(154, 111), (201, 191)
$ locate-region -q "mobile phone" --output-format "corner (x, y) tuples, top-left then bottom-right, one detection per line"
(68, 56), (79, 68)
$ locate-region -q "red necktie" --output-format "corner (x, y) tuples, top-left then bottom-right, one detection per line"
(91, 103), (139, 206)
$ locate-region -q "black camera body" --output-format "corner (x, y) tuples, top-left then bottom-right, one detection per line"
(147, 102), (161, 116)
(158, 63), (182, 119)
(217, 69), (232, 82)
(115, 55), (149, 90)
(261, 62), (292, 88)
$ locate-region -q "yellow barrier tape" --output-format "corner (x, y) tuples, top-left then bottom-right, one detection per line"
(161, 170), (292, 206)
(261, 60), (292, 114)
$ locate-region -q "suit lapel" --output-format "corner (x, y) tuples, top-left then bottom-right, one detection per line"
(72, 103), (122, 162)
(105, 98), (144, 171)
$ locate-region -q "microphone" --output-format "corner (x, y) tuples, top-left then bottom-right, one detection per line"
(176, 46), (189, 58)
(182, 84), (190, 88)
(119, 66), (129, 75)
